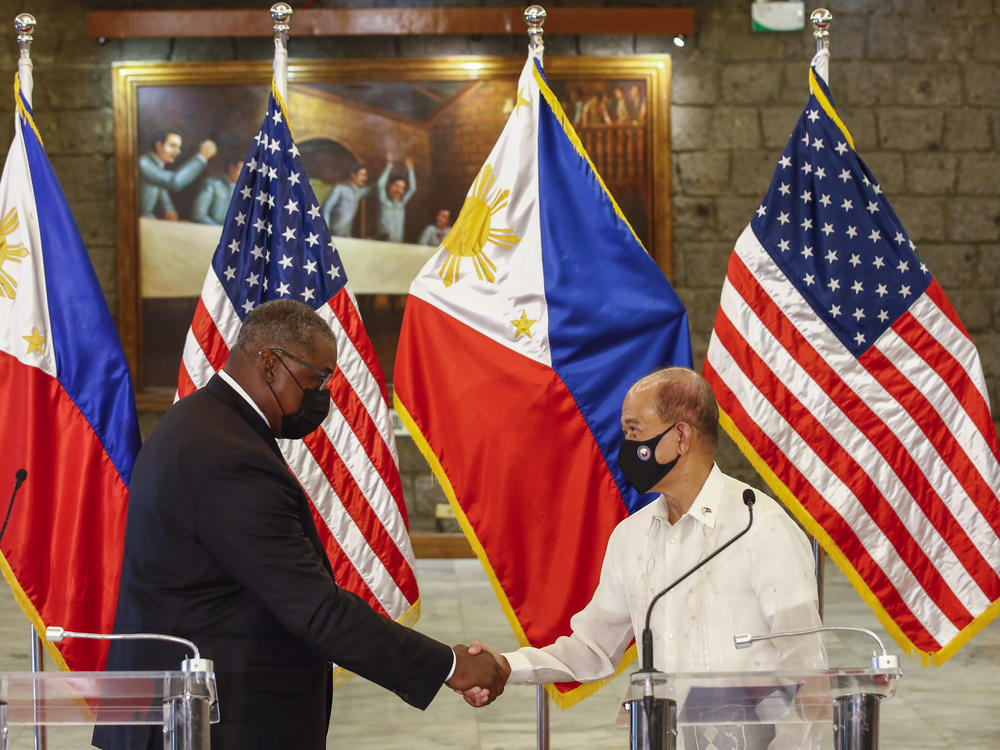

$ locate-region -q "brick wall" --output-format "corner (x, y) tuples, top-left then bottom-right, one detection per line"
(3, 0), (999, 526)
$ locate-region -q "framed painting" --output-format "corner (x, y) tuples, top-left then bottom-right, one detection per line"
(112, 55), (673, 408)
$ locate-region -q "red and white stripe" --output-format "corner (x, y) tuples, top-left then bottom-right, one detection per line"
(178, 268), (418, 621)
(705, 225), (1000, 656)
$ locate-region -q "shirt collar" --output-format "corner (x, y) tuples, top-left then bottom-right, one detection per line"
(653, 463), (724, 529)
(686, 463), (724, 528)
(218, 369), (270, 426)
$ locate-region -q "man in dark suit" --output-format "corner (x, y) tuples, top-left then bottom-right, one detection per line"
(94, 300), (505, 750)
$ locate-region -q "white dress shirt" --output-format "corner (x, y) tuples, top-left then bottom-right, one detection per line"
(505, 464), (825, 683)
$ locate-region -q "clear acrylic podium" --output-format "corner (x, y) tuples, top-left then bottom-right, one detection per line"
(628, 667), (901, 750)
(0, 668), (219, 750)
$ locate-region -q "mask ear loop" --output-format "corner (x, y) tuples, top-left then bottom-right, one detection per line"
(272, 352), (307, 392)
(265, 379), (288, 417)
(259, 349), (302, 417)
(651, 423), (677, 460)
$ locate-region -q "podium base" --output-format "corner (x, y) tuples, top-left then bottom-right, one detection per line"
(833, 693), (880, 750)
(626, 696), (677, 750)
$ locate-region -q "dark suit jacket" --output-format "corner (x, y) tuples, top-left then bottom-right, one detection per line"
(94, 375), (453, 750)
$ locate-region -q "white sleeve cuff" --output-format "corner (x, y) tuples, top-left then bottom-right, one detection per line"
(502, 650), (534, 684)
(445, 649), (456, 681)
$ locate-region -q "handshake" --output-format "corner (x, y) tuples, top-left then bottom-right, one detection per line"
(444, 641), (510, 707)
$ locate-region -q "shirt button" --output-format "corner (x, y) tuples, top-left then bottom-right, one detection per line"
(667, 633), (675, 640)
(669, 538), (677, 544)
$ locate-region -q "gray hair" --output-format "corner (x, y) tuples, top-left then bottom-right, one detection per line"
(235, 299), (334, 356)
(645, 367), (719, 448)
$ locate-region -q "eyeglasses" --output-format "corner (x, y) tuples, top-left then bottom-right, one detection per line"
(263, 347), (333, 389)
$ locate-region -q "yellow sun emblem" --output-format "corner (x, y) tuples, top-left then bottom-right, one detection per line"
(0, 207), (29, 300)
(438, 164), (520, 287)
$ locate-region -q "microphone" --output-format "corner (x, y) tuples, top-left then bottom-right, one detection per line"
(46, 626), (216, 675)
(734, 624), (899, 669)
(0, 468), (27, 546)
(45, 627), (203, 661)
(640, 488), (756, 671)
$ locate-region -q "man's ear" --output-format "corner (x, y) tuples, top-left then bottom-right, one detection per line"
(675, 422), (692, 454)
(257, 349), (277, 382)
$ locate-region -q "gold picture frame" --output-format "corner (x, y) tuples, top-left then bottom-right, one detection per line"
(112, 56), (673, 409)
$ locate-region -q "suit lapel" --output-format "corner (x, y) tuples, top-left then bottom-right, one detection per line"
(204, 374), (334, 577)
(205, 374), (284, 459)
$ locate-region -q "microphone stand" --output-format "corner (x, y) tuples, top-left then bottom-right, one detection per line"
(0, 469), (28, 546)
(625, 490), (756, 750)
(1, 468), (33, 750)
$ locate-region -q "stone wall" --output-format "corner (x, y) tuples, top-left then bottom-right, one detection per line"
(3, 0), (998, 529)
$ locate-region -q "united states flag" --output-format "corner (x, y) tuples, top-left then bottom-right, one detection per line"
(705, 49), (1000, 663)
(177, 84), (420, 646)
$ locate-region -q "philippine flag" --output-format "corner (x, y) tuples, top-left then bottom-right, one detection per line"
(0, 71), (141, 671)
(394, 51), (691, 706)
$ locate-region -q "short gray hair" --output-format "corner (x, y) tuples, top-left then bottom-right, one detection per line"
(646, 367), (719, 448)
(235, 299), (334, 356)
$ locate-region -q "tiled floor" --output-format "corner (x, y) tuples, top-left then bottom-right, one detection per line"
(2, 557), (998, 748)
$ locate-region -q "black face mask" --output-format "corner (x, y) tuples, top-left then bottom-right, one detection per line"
(267, 356), (332, 439)
(617, 424), (678, 493)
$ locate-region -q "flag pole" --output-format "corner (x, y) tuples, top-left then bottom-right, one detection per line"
(29, 626), (47, 750)
(523, 8), (551, 749)
(810, 7), (832, 53)
(16, 13), (49, 745)
(15, 12), (33, 106)
(271, 2), (291, 101)
(525, 3), (546, 59)
(17, 16), (47, 750)
(807, 7), (833, 621)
